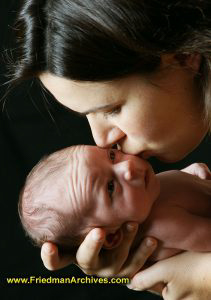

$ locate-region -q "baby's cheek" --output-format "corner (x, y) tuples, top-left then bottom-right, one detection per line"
(127, 195), (147, 222)
(140, 194), (155, 221)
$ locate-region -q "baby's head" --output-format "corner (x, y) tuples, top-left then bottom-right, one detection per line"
(19, 145), (160, 255)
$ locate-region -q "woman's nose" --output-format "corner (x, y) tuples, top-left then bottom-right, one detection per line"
(87, 114), (125, 148)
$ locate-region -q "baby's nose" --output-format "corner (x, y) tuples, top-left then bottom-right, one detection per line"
(114, 160), (145, 185)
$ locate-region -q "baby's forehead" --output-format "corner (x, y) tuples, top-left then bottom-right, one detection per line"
(67, 146), (101, 210)
(73, 145), (106, 167)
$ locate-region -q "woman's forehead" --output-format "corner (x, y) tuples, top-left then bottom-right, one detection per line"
(39, 72), (140, 111)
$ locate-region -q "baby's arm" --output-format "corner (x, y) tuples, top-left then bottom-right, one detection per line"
(181, 163), (211, 179)
(157, 206), (211, 252)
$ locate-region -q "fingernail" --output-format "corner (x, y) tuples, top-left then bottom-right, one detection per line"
(43, 243), (54, 255)
(124, 171), (131, 180)
(145, 238), (155, 247)
(127, 284), (139, 291)
(92, 229), (103, 241)
(126, 222), (137, 232)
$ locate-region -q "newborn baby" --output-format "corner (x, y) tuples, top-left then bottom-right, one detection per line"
(19, 145), (211, 262)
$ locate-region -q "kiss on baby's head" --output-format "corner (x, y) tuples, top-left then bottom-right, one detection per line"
(18, 145), (159, 255)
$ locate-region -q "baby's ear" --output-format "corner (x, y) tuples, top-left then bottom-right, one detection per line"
(103, 228), (123, 250)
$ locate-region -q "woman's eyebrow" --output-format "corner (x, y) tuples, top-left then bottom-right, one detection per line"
(80, 103), (116, 115)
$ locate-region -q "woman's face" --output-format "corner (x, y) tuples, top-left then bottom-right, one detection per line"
(40, 55), (207, 162)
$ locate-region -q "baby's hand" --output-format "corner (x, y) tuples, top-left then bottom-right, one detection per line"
(181, 163), (211, 180)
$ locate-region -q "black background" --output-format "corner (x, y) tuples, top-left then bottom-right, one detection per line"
(0, 1), (210, 299)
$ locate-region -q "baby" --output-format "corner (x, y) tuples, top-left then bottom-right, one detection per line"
(18, 145), (211, 262)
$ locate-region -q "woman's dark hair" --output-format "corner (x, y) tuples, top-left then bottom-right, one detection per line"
(4, 0), (211, 128)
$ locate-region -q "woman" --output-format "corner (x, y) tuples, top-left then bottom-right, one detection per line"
(8, 0), (211, 299)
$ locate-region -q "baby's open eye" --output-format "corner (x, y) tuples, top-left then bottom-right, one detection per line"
(109, 150), (116, 162)
(107, 179), (115, 199)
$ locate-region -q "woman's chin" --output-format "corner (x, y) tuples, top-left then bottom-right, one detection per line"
(156, 156), (179, 163)
(150, 150), (188, 163)
(156, 153), (188, 163)
(140, 148), (191, 163)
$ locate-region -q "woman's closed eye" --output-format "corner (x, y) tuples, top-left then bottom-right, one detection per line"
(107, 179), (115, 199)
(103, 105), (122, 118)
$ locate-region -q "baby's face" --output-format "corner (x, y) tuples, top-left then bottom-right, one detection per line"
(68, 146), (160, 231)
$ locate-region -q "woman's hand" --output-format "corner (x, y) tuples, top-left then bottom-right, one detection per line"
(41, 222), (157, 277)
(182, 163), (211, 179)
(41, 242), (75, 271)
(75, 223), (157, 277)
(128, 251), (211, 300)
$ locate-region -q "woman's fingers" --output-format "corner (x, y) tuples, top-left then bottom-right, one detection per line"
(118, 237), (157, 278)
(76, 223), (138, 277)
(148, 283), (165, 296)
(98, 222), (139, 276)
(113, 222), (139, 266)
(41, 243), (59, 270)
(182, 163), (211, 179)
(128, 260), (166, 291)
(41, 226), (157, 279)
(76, 228), (106, 274)
(41, 242), (74, 271)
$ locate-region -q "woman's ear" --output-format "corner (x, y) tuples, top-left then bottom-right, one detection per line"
(161, 53), (201, 73)
(175, 53), (201, 72)
(103, 228), (123, 250)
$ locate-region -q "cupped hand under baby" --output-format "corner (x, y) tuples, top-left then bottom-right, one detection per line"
(41, 222), (157, 277)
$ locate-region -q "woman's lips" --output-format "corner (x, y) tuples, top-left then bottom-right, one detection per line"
(141, 151), (154, 159)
